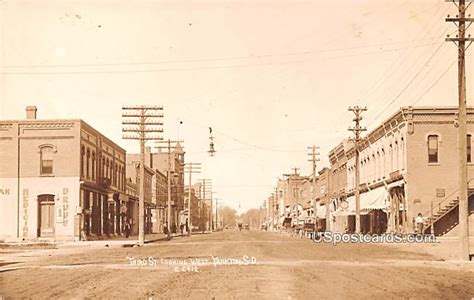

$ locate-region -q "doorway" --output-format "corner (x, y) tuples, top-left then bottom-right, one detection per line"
(37, 194), (55, 237)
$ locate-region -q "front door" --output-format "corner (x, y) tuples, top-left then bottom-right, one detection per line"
(38, 194), (55, 237)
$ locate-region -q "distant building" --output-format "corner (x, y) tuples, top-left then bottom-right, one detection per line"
(0, 107), (126, 241)
(314, 167), (331, 231)
(184, 187), (203, 232)
(125, 159), (155, 235)
(273, 170), (308, 227)
(127, 143), (185, 234)
(151, 143), (185, 232)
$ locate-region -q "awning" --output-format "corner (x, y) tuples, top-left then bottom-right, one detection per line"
(334, 186), (390, 216)
(360, 186), (390, 212)
(386, 180), (405, 190)
(333, 198), (359, 216)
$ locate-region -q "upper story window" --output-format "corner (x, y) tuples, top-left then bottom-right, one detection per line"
(428, 135), (439, 163)
(467, 134), (472, 163)
(91, 152), (96, 180)
(80, 146), (85, 177)
(86, 148), (90, 179)
(40, 146), (54, 175)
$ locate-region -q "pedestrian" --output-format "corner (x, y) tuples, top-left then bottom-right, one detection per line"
(164, 223), (170, 240)
(125, 218), (131, 238)
(415, 213), (424, 235)
(180, 223), (184, 235)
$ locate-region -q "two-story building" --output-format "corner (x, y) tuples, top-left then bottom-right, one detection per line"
(333, 106), (474, 235)
(0, 107), (126, 241)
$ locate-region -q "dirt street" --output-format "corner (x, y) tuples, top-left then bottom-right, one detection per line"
(1, 230), (474, 299)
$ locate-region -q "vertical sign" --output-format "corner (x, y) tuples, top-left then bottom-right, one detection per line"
(63, 188), (69, 226)
(23, 189), (28, 238)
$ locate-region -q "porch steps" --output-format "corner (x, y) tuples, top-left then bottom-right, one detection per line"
(424, 199), (459, 235)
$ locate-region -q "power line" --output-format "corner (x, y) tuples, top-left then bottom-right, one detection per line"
(4, 37), (446, 70)
(411, 59), (457, 106)
(1, 42), (442, 75)
(359, 4), (449, 105)
(366, 40), (446, 128)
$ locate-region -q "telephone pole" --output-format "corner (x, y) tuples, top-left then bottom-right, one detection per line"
(215, 197), (220, 229)
(284, 168), (300, 226)
(155, 139), (183, 239)
(185, 163), (201, 236)
(122, 105), (163, 246)
(446, 0), (474, 261)
(274, 187), (278, 230)
(198, 179), (212, 231)
(348, 106), (367, 234)
(308, 145), (320, 229)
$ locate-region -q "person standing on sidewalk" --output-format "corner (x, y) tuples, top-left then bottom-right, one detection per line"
(125, 218), (131, 238)
(415, 213), (424, 235)
(164, 223), (171, 240)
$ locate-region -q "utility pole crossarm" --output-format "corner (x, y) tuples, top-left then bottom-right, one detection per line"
(308, 145), (321, 228)
(348, 106), (367, 235)
(185, 162), (201, 236)
(121, 105), (164, 246)
(446, 0), (472, 261)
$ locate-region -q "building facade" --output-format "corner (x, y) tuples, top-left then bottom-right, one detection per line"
(151, 143), (185, 232)
(331, 107), (474, 235)
(0, 107), (126, 241)
(125, 159), (155, 235)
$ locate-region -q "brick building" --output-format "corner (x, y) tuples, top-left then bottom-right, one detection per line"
(330, 106), (474, 235)
(125, 160), (155, 235)
(0, 107), (126, 241)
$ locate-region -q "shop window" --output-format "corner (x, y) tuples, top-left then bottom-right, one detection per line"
(428, 135), (439, 163)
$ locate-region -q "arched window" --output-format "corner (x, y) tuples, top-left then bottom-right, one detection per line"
(372, 154), (376, 181)
(86, 148), (90, 179)
(377, 151), (381, 180)
(394, 141), (399, 170)
(80, 146), (85, 177)
(40, 146), (54, 175)
(91, 152), (96, 180)
(389, 144), (393, 172)
(102, 157), (106, 178)
(467, 134), (472, 163)
(381, 148), (386, 178)
(428, 135), (439, 163)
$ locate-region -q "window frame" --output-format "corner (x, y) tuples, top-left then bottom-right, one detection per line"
(39, 145), (56, 176)
(427, 135), (439, 164)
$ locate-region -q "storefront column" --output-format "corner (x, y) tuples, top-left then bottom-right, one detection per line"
(394, 193), (400, 233)
(100, 194), (105, 236)
(400, 191), (408, 233)
(107, 192), (115, 235)
(388, 193), (395, 233)
(78, 189), (84, 240)
(325, 202), (331, 232)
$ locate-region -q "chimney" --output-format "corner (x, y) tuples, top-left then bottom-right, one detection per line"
(26, 106), (37, 120)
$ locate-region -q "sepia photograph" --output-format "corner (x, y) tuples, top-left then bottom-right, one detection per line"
(0, 0), (474, 299)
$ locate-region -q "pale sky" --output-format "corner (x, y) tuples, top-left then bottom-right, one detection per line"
(1, 0), (473, 214)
